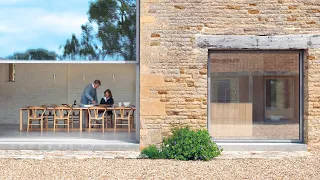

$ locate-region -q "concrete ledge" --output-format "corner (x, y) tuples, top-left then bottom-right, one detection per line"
(217, 143), (308, 151)
(0, 139), (140, 151)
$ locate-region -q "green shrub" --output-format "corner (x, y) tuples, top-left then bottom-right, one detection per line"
(140, 127), (222, 161)
(140, 145), (163, 159)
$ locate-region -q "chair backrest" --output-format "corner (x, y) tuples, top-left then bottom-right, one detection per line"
(27, 106), (46, 119)
(41, 104), (57, 115)
(88, 106), (107, 119)
(54, 106), (72, 119)
(113, 107), (133, 119)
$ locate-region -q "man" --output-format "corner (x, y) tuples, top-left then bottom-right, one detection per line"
(80, 80), (101, 129)
(81, 80), (101, 105)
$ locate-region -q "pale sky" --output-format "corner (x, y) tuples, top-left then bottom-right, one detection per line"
(0, 0), (89, 58)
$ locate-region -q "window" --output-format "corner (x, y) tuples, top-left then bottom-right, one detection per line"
(209, 51), (302, 140)
(0, 0), (137, 62)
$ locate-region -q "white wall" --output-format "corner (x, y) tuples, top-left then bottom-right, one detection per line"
(0, 63), (136, 124)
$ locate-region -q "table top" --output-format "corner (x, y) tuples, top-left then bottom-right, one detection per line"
(20, 106), (136, 110)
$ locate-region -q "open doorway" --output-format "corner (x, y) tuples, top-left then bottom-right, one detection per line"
(0, 63), (139, 149)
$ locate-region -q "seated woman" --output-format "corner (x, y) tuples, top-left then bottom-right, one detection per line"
(100, 89), (114, 116)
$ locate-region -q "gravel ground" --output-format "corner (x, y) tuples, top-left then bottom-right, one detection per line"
(1, 154), (320, 180)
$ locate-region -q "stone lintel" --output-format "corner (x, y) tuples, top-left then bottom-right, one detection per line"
(196, 34), (320, 49)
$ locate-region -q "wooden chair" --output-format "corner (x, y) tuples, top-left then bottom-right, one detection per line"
(53, 106), (72, 133)
(105, 114), (113, 130)
(41, 104), (56, 131)
(88, 106), (107, 133)
(98, 105), (113, 130)
(69, 111), (80, 130)
(27, 106), (46, 133)
(113, 107), (133, 133)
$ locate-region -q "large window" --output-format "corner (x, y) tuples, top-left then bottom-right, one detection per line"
(209, 51), (302, 141)
(0, 0), (137, 61)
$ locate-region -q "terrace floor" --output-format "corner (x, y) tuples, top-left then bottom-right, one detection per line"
(0, 124), (139, 151)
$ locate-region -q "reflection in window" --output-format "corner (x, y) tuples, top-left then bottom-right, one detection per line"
(0, 0), (136, 61)
(209, 51), (301, 140)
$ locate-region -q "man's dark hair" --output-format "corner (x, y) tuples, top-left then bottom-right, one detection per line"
(94, 80), (101, 85)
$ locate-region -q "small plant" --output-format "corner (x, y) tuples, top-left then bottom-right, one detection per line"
(140, 127), (223, 161)
(140, 145), (163, 159)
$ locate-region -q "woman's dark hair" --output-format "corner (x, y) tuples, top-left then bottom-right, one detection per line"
(104, 89), (113, 98)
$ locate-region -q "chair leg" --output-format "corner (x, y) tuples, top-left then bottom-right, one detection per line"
(68, 119), (70, 133)
(102, 119), (105, 133)
(114, 118), (116, 133)
(71, 117), (74, 130)
(40, 119), (43, 133)
(110, 115), (112, 129)
(46, 116), (49, 131)
(27, 119), (30, 132)
(53, 119), (56, 132)
(128, 119), (130, 133)
(89, 118), (91, 133)
(105, 116), (112, 131)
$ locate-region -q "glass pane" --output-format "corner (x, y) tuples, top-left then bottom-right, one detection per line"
(209, 51), (300, 140)
(0, 0), (136, 61)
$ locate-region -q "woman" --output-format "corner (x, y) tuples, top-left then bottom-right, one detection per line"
(100, 89), (114, 115)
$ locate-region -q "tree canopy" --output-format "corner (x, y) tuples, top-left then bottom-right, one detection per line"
(4, 0), (136, 61)
(62, 0), (136, 61)
(6, 49), (57, 60)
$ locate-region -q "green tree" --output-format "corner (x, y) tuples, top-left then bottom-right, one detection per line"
(88, 0), (136, 60)
(61, 0), (136, 61)
(79, 23), (99, 60)
(7, 49), (57, 60)
(61, 34), (80, 60)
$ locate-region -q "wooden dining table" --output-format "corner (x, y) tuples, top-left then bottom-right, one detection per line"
(19, 105), (136, 132)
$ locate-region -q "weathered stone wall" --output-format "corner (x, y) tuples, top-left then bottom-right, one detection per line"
(140, 0), (320, 150)
(305, 49), (320, 150)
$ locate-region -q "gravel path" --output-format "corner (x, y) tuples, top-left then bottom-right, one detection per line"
(1, 154), (320, 180)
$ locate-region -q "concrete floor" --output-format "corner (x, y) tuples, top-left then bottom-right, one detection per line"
(0, 124), (139, 151)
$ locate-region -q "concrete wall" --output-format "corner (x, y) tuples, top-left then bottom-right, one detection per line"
(140, 0), (320, 150)
(0, 63), (136, 124)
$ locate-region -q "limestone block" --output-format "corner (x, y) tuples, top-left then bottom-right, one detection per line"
(141, 98), (166, 116)
(141, 16), (155, 23)
(140, 75), (165, 87)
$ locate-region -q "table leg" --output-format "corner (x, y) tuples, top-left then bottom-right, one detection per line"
(80, 110), (83, 132)
(20, 109), (23, 131)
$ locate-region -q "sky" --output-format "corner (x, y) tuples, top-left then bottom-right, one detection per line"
(0, 0), (90, 58)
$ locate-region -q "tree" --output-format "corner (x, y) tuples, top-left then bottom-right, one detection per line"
(61, 34), (80, 60)
(61, 0), (136, 61)
(88, 0), (136, 60)
(79, 23), (99, 60)
(6, 49), (57, 60)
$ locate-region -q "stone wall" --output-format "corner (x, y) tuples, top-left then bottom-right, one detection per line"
(140, 0), (320, 150)
(305, 49), (320, 150)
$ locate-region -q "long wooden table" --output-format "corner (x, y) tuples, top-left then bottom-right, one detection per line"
(20, 106), (136, 132)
